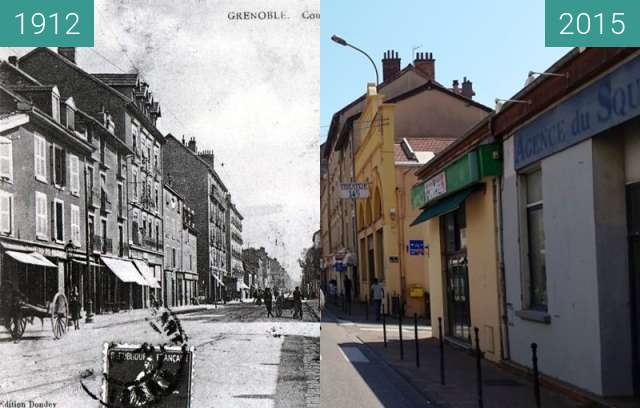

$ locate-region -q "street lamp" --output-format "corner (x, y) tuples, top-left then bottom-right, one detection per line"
(331, 35), (379, 88)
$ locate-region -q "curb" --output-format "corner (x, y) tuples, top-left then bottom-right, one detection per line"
(87, 306), (211, 330)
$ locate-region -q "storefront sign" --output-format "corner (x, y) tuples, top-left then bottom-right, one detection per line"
(424, 172), (446, 201)
(409, 240), (425, 256)
(340, 182), (369, 199)
(514, 55), (640, 169)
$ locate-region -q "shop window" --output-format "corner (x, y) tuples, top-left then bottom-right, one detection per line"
(523, 168), (547, 311)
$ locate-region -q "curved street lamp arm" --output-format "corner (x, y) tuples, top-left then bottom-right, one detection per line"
(345, 43), (379, 88)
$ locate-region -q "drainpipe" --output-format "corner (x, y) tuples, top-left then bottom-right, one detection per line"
(490, 115), (510, 361)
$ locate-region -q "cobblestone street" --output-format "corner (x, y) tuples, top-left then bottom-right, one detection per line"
(0, 301), (320, 407)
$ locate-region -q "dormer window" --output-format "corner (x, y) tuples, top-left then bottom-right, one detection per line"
(52, 94), (60, 122)
(65, 97), (76, 130)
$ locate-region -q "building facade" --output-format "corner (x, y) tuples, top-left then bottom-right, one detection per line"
(163, 135), (227, 303)
(226, 196), (245, 298)
(163, 184), (198, 307)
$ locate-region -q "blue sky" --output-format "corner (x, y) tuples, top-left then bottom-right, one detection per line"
(320, 0), (571, 141)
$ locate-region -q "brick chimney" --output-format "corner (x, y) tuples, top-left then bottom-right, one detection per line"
(452, 80), (460, 94)
(414, 52), (435, 81)
(187, 137), (197, 152)
(58, 47), (76, 64)
(461, 77), (475, 99)
(198, 149), (215, 168)
(382, 50), (401, 83)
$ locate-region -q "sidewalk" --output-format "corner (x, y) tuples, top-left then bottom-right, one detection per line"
(324, 302), (591, 408)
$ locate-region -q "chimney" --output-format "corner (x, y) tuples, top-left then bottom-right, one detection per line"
(461, 77), (475, 99)
(414, 52), (435, 81)
(58, 47), (76, 64)
(187, 137), (197, 152)
(382, 50), (401, 83)
(452, 80), (460, 94)
(8, 56), (17, 66)
(198, 149), (215, 168)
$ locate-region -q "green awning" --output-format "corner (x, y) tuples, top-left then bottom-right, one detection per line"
(410, 187), (476, 227)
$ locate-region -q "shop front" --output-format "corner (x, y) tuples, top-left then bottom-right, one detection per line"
(101, 256), (147, 310)
(411, 143), (503, 360)
(502, 54), (640, 396)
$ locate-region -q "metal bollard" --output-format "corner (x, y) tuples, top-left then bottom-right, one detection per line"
(438, 317), (445, 385)
(414, 313), (420, 368)
(399, 307), (404, 360)
(474, 327), (484, 408)
(365, 295), (369, 321)
(382, 305), (387, 347)
(532, 343), (541, 408)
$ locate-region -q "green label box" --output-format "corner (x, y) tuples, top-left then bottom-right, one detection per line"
(0, 0), (94, 47)
(546, 0), (640, 47)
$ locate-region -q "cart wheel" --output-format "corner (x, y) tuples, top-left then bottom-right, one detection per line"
(51, 293), (69, 339)
(8, 314), (27, 339)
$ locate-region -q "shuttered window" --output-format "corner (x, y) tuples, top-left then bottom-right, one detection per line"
(0, 190), (12, 234)
(70, 205), (80, 246)
(35, 192), (48, 239)
(0, 136), (13, 181)
(34, 133), (47, 182)
(68, 154), (80, 195)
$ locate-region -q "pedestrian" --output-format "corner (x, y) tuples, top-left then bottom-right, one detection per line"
(264, 288), (274, 318)
(329, 280), (336, 304)
(344, 275), (352, 310)
(70, 286), (81, 330)
(370, 278), (384, 322)
(293, 286), (303, 319)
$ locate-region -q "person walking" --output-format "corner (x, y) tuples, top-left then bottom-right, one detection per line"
(264, 288), (274, 318)
(370, 278), (384, 322)
(293, 286), (303, 320)
(70, 286), (81, 330)
(344, 276), (352, 313)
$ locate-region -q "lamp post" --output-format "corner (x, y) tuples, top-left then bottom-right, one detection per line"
(331, 34), (380, 303)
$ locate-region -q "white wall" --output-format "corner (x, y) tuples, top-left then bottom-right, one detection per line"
(503, 137), (604, 394)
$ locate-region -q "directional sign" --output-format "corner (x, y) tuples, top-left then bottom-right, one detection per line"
(409, 240), (425, 256)
(340, 183), (369, 199)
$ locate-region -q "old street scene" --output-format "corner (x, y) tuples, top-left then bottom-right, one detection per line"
(320, 3), (640, 407)
(0, 2), (320, 407)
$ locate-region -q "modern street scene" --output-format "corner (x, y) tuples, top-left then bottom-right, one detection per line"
(321, 1), (640, 407)
(0, 1), (320, 407)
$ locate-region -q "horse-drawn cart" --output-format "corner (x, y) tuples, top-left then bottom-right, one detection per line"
(275, 294), (303, 319)
(1, 284), (69, 340)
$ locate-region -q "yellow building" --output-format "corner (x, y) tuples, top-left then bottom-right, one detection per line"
(411, 139), (503, 361)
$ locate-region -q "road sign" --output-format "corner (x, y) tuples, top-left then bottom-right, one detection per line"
(409, 240), (425, 256)
(335, 262), (345, 272)
(340, 183), (369, 199)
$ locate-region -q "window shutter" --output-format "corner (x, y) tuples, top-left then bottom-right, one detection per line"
(0, 194), (10, 233)
(49, 144), (54, 185)
(0, 137), (12, 179)
(61, 149), (67, 187)
(51, 201), (55, 240)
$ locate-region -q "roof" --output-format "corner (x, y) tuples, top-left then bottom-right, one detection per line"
(404, 138), (456, 154)
(394, 144), (412, 162)
(93, 73), (139, 86)
(165, 133), (228, 192)
(0, 61), (43, 85)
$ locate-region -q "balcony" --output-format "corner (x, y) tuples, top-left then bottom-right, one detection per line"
(92, 235), (113, 254)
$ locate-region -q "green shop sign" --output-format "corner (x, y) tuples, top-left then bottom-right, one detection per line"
(411, 143), (502, 209)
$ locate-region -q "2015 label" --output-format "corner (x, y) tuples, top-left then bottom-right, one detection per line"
(559, 12), (625, 36)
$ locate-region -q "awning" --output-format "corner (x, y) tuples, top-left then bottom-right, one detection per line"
(211, 272), (225, 287)
(101, 256), (147, 285)
(6, 251), (56, 267)
(410, 187), (477, 227)
(132, 260), (161, 289)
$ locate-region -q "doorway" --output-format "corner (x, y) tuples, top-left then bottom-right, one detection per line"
(627, 182), (640, 395)
(442, 206), (471, 343)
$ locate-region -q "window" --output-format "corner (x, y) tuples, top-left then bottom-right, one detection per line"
(172, 248), (177, 268)
(117, 183), (123, 216)
(132, 123), (138, 155)
(66, 105), (75, 130)
(132, 169), (138, 201)
(53, 200), (64, 242)
(68, 154), (80, 195)
(35, 192), (48, 239)
(34, 133), (47, 182)
(524, 169), (547, 311)
(52, 94), (60, 122)
(70, 205), (80, 246)
(118, 224), (124, 256)
(0, 190), (13, 234)
(0, 136), (13, 181)
(53, 145), (66, 187)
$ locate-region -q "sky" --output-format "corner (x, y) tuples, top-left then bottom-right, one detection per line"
(320, 0), (571, 141)
(0, 0), (320, 282)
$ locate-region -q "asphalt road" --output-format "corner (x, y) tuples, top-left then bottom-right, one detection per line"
(320, 310), (432, 408)
(0, 301), (320, 407)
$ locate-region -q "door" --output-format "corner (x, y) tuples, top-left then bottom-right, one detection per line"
(442, 207), (471, 342)
(628, 182), (640, 395)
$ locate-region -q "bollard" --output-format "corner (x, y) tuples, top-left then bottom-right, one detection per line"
(399, 307), (404, 360)
(414, 313), (420, 368)
(474, 327), (484, 408)
(365, 295), (369, 321)
(438, 317), (445, 385)
(387, 293), (390, 316)
(532, 343), (541, 408)
(382, 305), (387, 347)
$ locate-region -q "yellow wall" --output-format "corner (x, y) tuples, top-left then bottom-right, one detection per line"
(424, 178), (503, 362)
